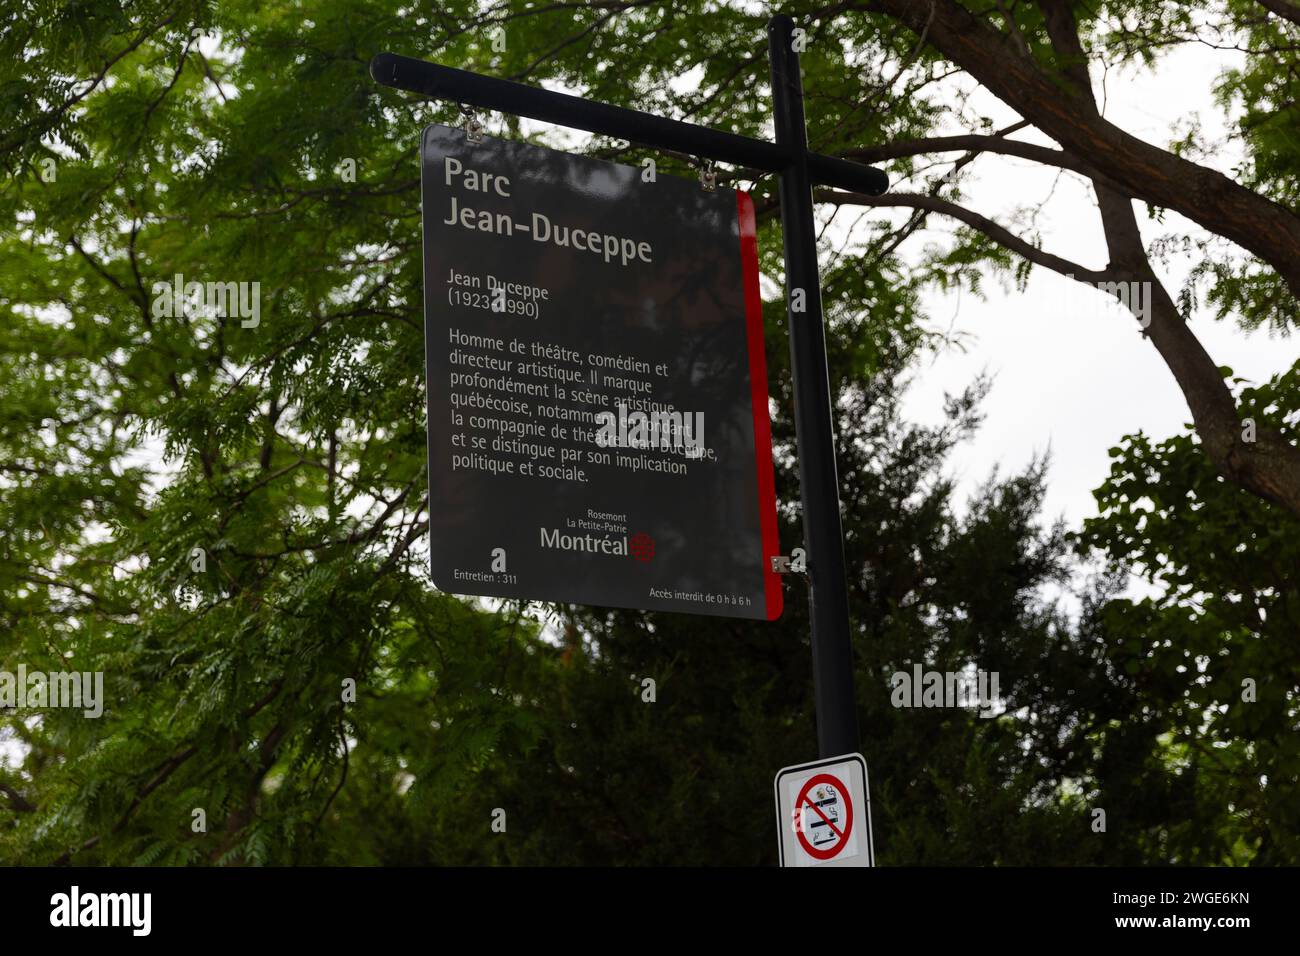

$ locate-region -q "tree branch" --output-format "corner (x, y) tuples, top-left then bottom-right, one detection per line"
(815, 188), (1112, 282)
(1, 781), (36, 813)
(1256, 0), (1300, 28)
(857, 0), (1300, 301)
(1039, 0), (1300, 516)
(844, 133), (1101, 181)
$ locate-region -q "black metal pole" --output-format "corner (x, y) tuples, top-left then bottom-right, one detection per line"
(768, 15), (860, 759)
(370, 52), (887, 197)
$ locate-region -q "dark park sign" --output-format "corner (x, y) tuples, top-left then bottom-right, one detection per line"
(381, 13), (889, 758)
(421, 123), (783, 620)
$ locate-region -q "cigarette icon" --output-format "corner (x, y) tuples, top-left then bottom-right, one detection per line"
(806, 788), (840, 843)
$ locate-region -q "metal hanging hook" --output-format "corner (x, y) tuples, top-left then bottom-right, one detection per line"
(699, 158), (717, 191)
(459, 103), (485, 144)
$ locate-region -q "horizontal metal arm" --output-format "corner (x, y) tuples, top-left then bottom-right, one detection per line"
(370, 53), (889, 197)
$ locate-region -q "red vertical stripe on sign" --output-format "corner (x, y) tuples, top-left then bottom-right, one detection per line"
(737, 190), (783, 621)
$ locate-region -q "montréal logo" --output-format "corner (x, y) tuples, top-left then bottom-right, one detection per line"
(629, 532), (655, 562)
(539, 527), (654, 562)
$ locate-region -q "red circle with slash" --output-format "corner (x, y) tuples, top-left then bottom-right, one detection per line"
(794, 773), (854, 861)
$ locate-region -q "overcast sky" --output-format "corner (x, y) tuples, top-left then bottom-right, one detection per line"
(889, 38), (1295, 530)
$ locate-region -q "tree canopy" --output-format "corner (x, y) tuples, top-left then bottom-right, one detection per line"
(1, 0), (1296, 865)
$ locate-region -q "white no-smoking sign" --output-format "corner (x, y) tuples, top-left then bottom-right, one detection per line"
(774, 753), (874, 867)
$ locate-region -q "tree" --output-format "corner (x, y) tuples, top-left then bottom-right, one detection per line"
(841, 0), (1300, 516)
(1075, 364), (1300, 864)
(1, 0), (1294, 865)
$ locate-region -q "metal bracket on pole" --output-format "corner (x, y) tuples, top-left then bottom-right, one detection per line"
(699, 158), (718, 191)
(770, 548), (807, 575)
